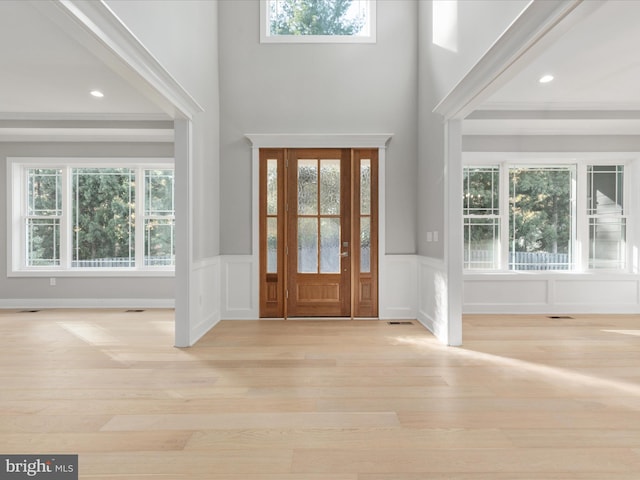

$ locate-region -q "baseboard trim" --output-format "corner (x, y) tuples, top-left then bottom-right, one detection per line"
(0, 298), (175, 309)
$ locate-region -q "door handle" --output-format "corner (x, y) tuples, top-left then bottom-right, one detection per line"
(341, 252), (349, 257)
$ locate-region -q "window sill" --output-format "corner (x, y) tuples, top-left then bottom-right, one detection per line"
(464, 270), (637, 279)
(8, 269), (175, 278)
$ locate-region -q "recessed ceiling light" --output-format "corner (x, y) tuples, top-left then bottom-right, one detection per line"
(90, 90), (104, 98)
(538, 74), (554, 84)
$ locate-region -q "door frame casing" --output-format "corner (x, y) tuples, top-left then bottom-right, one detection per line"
(247, 134), (392, 318)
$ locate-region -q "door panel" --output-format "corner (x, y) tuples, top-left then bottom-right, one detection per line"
(287, 149), (351, 317)
(259, 150), (285, 318)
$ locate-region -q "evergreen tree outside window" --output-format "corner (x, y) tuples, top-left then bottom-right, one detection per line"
(261, 0), (376, 43)
(509, 167), (574, 270)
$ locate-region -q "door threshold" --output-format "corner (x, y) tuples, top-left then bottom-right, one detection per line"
(284, 317), (381, 321)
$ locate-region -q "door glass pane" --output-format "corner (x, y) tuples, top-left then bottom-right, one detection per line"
(267, 159), (278, 215)
(360, 159), (371, 215)
(360, 216), (370, 273)
(298, 217), (318, 273)
(320, 159), (340, 215)
(267, 217), (278, 273)
(298, 159), (318, 215)
(320, 217), (340, 273)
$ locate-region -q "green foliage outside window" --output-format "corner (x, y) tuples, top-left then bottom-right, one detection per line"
(270, 0), (366, 36)
(509, 168), (572, 257)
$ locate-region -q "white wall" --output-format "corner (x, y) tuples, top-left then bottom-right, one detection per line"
(0, 142), (174, 308)
(107, 0), (220, 345)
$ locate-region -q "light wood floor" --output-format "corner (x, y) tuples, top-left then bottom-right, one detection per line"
(2, 310), (640, 479)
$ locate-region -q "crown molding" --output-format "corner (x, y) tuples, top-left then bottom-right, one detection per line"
(463, 118), (640, 136)
(0, 127), (174, 143)
(245, 133), (393, 148)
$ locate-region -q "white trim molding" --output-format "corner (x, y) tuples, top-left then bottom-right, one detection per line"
(0, 298), (174, 309)
(246, 133), (393, 319)
(245, 133), (392, 149)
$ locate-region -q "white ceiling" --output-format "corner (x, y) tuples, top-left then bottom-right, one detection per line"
(465, 0), (640, 136)
(0, 1), (167, 120)
(480, 0), (640, 111)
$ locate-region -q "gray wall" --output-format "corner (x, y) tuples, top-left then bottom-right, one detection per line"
(218, 0), (418, 255)
(417, 0), (529, 259)
(0, 142), (174, 302)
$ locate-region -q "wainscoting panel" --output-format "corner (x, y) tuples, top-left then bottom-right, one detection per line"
(190, 257), (221, 343)
(221, 255), (258, 319)
(554, 278), (639, 307)
(465, 278), (548, 307)
(464, 274), (640, 314)
(379, 255), (418, 319)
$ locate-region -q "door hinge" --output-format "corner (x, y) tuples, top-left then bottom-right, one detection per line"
(286, 290), (289, 299)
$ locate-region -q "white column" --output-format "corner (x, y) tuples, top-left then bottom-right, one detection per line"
(445, 119), (463, 346)
(174, 118), (193, 347)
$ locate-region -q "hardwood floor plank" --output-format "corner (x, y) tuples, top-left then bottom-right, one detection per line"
(100, 412), (400, 431)
(291, 448), (640, 474)
(184, 428), (513, 450)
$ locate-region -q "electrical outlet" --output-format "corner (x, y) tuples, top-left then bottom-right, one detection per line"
(49, 277), (56, 286)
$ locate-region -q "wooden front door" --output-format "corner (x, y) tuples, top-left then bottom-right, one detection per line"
(287, 149), (351, 316)
(259, 148), (378, 318)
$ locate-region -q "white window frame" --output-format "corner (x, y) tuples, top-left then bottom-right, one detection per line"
(463, 165), (501, 271)
(260, 0), (377, 44)
(463, 152), (636, 274)
(7, 157), (175, 277)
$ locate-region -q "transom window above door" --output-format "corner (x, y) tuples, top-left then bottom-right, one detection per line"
(260, 0), (376, 43)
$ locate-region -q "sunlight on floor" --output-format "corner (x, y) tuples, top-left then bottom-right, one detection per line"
(394, 334), (640, 398)
(58, 322), (120, 346)
(602, 329), (640, 337)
